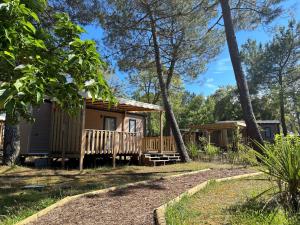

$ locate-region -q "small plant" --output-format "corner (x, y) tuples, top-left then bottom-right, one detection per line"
(198, 136), (208, 147)
(204, 144), (220, 161)
(187, 143), (201, 160)
(226, 141), (257, 166)
(255, 134), (300, 213)
(234, 143), (257, 166)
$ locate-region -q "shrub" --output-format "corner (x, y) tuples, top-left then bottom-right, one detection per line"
(226, 142), (257, 166)
(255, 134), (300, 212)
(187, 143), (201, 159)
(204, 144), (220, 161)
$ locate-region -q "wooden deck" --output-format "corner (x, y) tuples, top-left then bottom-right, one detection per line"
(83, 129), (143, 155)
(83, 129), (176, 155)
(48, 103), (178, 169)
(82, 129), (177, 168)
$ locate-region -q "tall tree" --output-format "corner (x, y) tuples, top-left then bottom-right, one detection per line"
(241, 21), (300, 136)
(212, 86), (242, 121)
(0, 0), (112, 165)
(128, 66), (161, 135)
(177, 93), (215, 128)
(218, 0), (283, 147)
(95, 0), (224, 162)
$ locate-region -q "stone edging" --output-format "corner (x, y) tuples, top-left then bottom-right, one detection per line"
(154, 171), (263, 225)
(15, 168), (211, 225)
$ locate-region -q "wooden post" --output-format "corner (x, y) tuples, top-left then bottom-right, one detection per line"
(61, 112), (67, 169)
(160, 111), (163, 153)
(121, 112), (126, 153)
(221, 129), (228, 147)
(79, 100), (86, 171)
(207, 131), (211, 146)
(113, 132), (117, 168)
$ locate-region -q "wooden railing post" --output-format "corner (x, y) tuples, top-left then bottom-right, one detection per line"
(112, 131), (117, 168)
(79, 101), (86, 171)
(160, 111), (163, 153)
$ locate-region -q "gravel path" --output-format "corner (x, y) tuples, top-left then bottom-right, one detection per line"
(28, 168), (254, 225)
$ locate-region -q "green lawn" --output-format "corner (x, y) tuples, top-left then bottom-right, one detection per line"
(166, 176), (300, 225)
(0, 162), (231, 225)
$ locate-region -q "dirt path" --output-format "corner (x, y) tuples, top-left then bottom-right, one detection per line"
(28, 168), (254, 225)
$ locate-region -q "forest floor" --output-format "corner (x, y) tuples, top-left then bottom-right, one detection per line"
(0, 161), (234, 225)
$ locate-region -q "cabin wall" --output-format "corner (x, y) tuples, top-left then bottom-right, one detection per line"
(50, 105), (83, 156)
(258, 123), (280, 142)
(20, 121), (31, 154)
(85, 109), (145, 136)
(20, 102), (52, 155)
(19, 105), (145, 157)
(124, 114), (144, 134)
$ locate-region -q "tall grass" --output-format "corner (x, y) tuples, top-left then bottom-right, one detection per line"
(255, 135), (300, 212)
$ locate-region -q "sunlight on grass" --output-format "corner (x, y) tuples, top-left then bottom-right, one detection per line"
(165, 176), (300, 225)
(0, 161), (230, 225)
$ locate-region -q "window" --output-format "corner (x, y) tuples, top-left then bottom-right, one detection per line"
(129, 119), (137, 133)
(104, 117), (117, 131)
(264, 127), (272, 139)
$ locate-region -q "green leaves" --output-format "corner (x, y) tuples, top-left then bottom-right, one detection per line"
(0, 0), (114, 123)
(255, 135), (300, 212)
(21, 20), (36, 34)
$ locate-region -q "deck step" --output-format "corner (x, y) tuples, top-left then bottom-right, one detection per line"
(142, 152), (181, 166)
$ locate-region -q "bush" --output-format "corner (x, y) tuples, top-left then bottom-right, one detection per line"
(255, 134), (300, 212)
(187, 143), (201, 159)
(204, 144), (220, 161)
(225, 142), (258, 166)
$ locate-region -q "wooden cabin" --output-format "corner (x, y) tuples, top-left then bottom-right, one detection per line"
(184, 120), (280, 150)
(186, 121), (247, 150)
(256, 120), (280, 142)
(17, 98), (179, 169)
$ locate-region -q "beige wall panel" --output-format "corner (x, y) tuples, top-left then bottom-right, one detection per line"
(85, 109), (144, 135)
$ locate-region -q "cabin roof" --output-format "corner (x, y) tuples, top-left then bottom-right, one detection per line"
(85, 97), (164, 112)
(190, 121), (246, 131)
(189, 120), (280, 132)
(257, 120), (280, 124)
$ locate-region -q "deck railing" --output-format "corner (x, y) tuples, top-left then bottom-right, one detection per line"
(82, 129), (177, 155)
(142, 136), (176, 153)
(83, 129), (143, 155)
(0, 121), (4, 149)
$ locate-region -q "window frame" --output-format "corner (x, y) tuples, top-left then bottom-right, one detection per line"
(264, 127), (272, 139)
(129, 119), (137, 133)
(103, 116), (117, 131)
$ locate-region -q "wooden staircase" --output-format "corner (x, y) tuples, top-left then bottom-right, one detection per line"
(142, 152), (181, 166)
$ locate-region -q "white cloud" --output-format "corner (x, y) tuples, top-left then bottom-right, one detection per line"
(206, 83), (217, 88)
(213, 57), (233, 74)
(203, 77), (217, 89)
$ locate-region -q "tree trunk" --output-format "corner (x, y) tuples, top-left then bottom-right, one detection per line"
(279, 76), (288, 136)
(3, 120), (21, 166)
(290, 88), (300, 135)
(146, 112), (152, 136)
(164, 111), (172, 136)
(220, 0), (264, 150)
(147, 7), (191, 162)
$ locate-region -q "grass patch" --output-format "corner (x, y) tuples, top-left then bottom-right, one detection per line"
(0, 161), (231, 225)
(165, 176), (300, 225)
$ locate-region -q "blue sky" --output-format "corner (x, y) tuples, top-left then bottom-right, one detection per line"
(82, 0), (300, 96)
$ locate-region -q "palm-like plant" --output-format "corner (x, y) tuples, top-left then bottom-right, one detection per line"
(255, 135), (300, 212)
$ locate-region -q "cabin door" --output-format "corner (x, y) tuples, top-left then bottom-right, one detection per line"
(29, 102), (52, 154)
